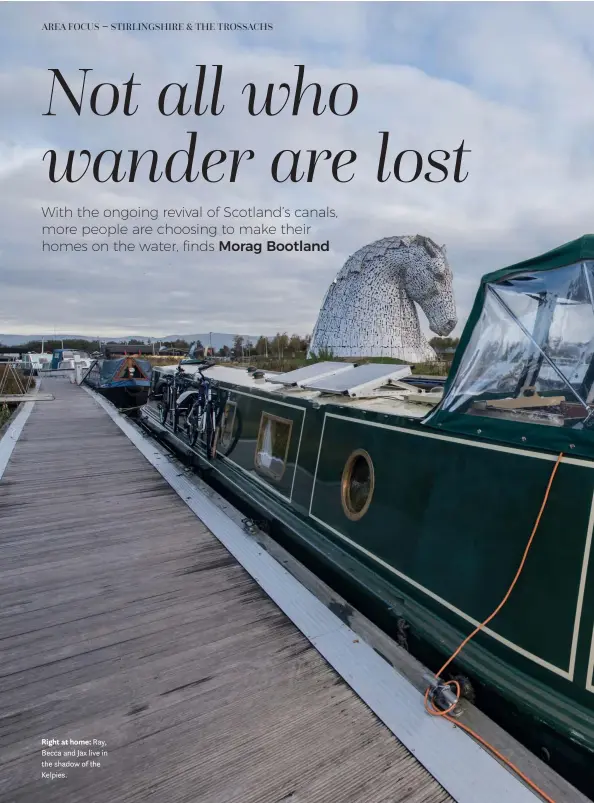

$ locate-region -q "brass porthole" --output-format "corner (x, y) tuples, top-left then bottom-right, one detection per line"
(341, 449), (374, 521)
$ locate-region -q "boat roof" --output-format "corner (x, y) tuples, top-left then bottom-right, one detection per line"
(163, 363), (440, 419)
(480, 234), (594, 285)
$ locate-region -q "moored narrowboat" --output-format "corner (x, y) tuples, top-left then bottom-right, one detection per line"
(140, 235), (594, 796)
(84, 355), (152, 409)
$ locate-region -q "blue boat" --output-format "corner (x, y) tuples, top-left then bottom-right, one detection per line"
(84, 355), (152, 409)
(50, 348), (90, 370)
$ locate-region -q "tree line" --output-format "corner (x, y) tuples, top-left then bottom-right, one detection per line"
(229, 333), (311, 359)
(1, 333), (457, 359)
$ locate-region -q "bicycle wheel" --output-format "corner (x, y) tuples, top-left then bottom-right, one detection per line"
(172, 392), (184, 433)
(187, 401), (201, 447)
(210, 396), (227, 457)
(205, 401), (217, 459)
(158, 384), (170, 424)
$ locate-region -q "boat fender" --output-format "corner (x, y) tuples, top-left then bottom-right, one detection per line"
(241, 517), (270, 535)
(451, 673), (475, 704)
(242, 517), (258, 535)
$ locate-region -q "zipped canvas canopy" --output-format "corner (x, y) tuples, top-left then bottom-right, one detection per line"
(425, 236), (594, 459)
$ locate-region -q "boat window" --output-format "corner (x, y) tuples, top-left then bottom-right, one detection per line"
(218, 401), (238, 453)
(439, 261), (594, 428)
(255, 413), (292, 480)
(341, 449), (375, 521)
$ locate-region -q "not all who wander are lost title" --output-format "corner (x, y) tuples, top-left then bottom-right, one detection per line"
(41, 65), (471, 185)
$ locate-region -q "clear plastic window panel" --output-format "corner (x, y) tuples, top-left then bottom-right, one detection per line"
(255, 414), (292, 479)
(440, 261), (594, 428)
(219, 402), (237, 450)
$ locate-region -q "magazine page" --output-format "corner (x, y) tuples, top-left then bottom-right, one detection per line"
(1, 3), (593, 803)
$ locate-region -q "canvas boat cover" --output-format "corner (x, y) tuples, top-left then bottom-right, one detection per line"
(425, 235), (594, 459)
(86, 358), (152, 388)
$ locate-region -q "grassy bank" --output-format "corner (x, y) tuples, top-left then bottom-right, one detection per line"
(0, 364), (30, 394)
(0, 404), (11, 427)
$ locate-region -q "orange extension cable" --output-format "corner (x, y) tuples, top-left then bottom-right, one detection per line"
(424, 452), (564, 803)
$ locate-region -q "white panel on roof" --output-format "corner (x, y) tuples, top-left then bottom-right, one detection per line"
(272, 361), (355, 387)
(302, 363), (412, 396)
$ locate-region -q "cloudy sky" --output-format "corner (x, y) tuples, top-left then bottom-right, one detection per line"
(1, 1), (594, 339)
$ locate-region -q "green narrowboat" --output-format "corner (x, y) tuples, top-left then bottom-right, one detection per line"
(140, 236), (594, 796)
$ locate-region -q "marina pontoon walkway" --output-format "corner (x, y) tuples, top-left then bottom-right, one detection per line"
(0, 380), (453, 803)
(3, 380), (585, 803)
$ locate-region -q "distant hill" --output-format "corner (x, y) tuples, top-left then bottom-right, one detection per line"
(0, 332), (261, 350)
(0, 334), (151, 347)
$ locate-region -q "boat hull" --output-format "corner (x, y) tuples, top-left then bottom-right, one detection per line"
(140, 371), (594, 796)
(92, 384), (149, 409)
(84, 357), (151, 410)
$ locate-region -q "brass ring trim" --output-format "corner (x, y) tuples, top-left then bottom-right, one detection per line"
(341, 448), (374, 521)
